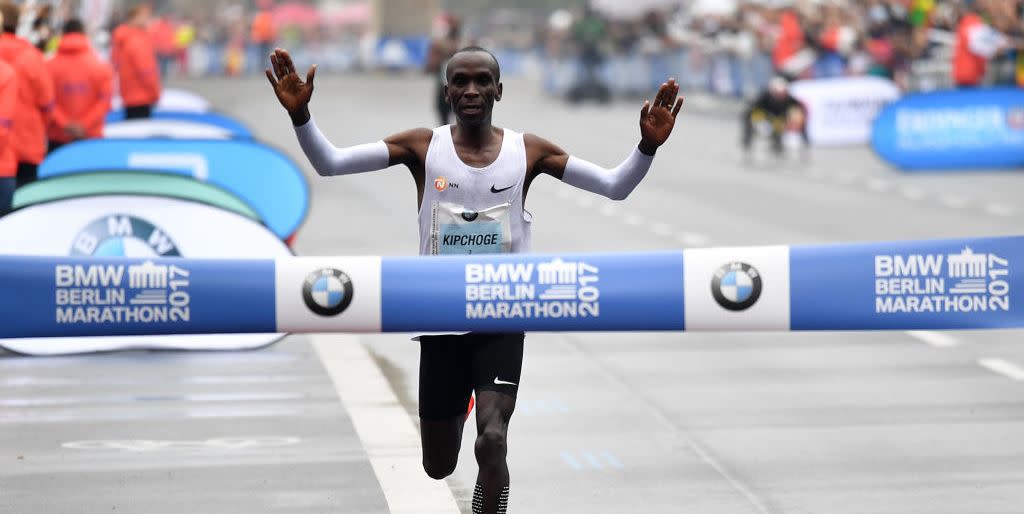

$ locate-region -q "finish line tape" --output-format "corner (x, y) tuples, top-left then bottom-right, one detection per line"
(0, 235), (1019, 338)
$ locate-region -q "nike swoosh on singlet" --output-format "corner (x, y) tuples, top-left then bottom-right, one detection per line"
(493, 377), (518, 386)
(490, 184), (514, 193)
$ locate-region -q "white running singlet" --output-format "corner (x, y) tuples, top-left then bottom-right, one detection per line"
(419, 125), (532, 256)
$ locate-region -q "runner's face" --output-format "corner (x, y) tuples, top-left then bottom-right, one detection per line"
(445, 52), (502, 126)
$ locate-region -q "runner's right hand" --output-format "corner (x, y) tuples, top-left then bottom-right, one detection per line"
(266, 48), (316, 125)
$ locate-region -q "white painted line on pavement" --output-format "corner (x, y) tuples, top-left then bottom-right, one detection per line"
(906, 330), (959, 348)
(581, 451), (604, 470)
(553, 399), (569, 413)
(978, 358), (1024, 381)
(834, 170), (857, 184)
(676, 231), (710, 247)
(561, 337), (775, 514)
(560, 450), (583, 470)
(312, 335), (460, 514)
(599, 203), (619, 217)
(575, 195), (595, 208)
(865, 178), (892, 193)
(651, 222), (674, 237)
(899, 186), (927, 201)
(984, 204), (1015, 217)
(938, 194), (969, 209)
(600, 451), (624, 470)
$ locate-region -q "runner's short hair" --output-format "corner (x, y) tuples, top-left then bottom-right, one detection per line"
(443, 46), (501, 85)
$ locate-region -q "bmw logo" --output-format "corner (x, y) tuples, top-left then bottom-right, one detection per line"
(711, 262), (762, 311)
(71, 215), (181, 257)
(302, 268), (354, 317)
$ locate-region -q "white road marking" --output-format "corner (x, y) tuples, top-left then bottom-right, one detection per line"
(581, 451), (604, 470)
(601, 451), (624, 470)
(804, 168), (824, 180)
(834, 171), (857, 184)
(553, 399), (569, 413)
(899, 186), (927, 201)
(561, 336), (774, 514)
(938, 195), (969, 209)
(905, 330), (959, 348)
(978, 358), (1024, 381)
(865, 178), (892, 193)
(984, 204), (1015, 217)
(575, 195), (595, 208)
(560, 450), (583, 470)
(312, 335), (460, 514)
(676, 232), (710, 247)
(651, 222), (674, 237)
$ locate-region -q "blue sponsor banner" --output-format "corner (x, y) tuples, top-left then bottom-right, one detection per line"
(40, 139), (309, 239)
(380, 251), (685, 332)
(104, 110), (253, 139)
(791, 236), (1024, 330)
(375, 36), (429, 70)
(0, 256), (276, 338)
(871, 88), (1024, 170)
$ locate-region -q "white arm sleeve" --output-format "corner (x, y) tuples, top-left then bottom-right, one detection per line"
(561, 147), (655, 201)
(294, 116), (391, 176)
(967, 24), (1007, 59)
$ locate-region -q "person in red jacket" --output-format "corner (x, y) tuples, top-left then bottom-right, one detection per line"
(0, 2), (55, 189)
(111, 3), (161, 119)
(0, 10), (16, 215)
(953, 0), (1024, 87)
(46, 18), (113, 153)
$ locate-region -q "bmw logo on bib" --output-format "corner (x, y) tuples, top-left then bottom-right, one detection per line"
(302, 268), (354, 316)
(711, 262), (762, 311)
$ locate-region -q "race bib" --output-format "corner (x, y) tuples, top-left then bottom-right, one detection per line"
(431, 202), (512, 255)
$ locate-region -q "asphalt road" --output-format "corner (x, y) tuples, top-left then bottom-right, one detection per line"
(2, 73), (1023, 514)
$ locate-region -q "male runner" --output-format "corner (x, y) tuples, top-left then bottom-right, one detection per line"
(424, 13), (463, 126)
(267, 46), (683, 514)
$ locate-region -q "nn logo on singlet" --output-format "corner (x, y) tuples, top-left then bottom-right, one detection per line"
(434, 176), (459, 192)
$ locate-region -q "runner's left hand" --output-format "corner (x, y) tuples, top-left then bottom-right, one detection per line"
(639, 79), (684, 155)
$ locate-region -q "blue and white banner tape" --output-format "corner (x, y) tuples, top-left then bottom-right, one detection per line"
(0, 235), (1020, 338)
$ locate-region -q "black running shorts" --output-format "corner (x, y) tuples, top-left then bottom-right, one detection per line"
(418, 332), (525, 419)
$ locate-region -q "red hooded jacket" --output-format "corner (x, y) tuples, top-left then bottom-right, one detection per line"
(953, 14), (989, 87)
(46, 33), (113, 142)
(0, 60), (16, 177)
(0, 33), (55, 165)
(111, 23), (161, 107)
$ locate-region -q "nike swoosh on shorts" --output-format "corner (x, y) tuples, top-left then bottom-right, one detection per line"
(493, 377), (518, 386)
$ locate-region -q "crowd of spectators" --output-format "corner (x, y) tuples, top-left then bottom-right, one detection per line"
(12, 0), (1024, 100)
(537, 0), (1024, 100)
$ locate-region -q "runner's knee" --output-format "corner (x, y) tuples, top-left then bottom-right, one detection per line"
(474, 426), (507, 466)
(423, 455), (457, 480)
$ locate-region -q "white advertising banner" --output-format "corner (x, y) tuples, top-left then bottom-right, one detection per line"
(790, 76), (901, 146)
(0, 195), (290, 354)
